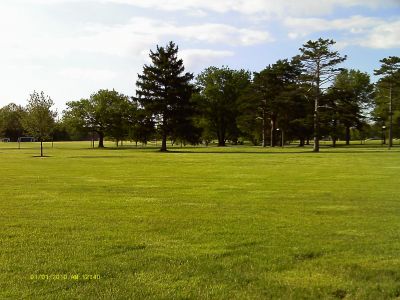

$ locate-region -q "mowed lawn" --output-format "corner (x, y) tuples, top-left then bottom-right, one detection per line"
(1, 142), (400, 299)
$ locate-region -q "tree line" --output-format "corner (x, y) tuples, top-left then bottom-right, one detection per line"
(1, 38), (399, 154)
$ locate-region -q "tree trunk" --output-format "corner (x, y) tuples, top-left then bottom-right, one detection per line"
(313, 67), (320, 153)
(217, 128), (226, 146)
(299, 137), (305, 147)
(40, 140), (43, 157)
(98, 132), (104, 148)
(332, 118), (337, 147)
(91, 132), (95, 148)
(345, 126), (350, 145)
(160, 133), (167, 152)
(313, 94), (320, 152)
(270, 118), (276, 147)
(383, 130), (386, 145)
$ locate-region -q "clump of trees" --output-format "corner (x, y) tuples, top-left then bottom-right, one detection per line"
(0, 91), (57, 156)
(195, 66), (251, 146)
(373, 56), (400, 148)
(64, 89), (133, 148)
(1, 39), (399, 153)
(0, 103), (26, 142)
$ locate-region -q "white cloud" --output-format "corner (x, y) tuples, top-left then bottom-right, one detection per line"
(176, 23), (273, 46)
(59, 68), (118, 81)
(82, 18), (272, 51)
(179, 49), (234, 71)
(15, 0), (400, 18)
(358, 20), (400, 49)
(0, 16), (271, 61)
(285, 15), (383, 39)
(284, 15), (400, 50)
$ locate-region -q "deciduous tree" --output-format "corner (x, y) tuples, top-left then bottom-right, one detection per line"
(0, 103), (26, 141)
(196, 66), (250, 146)
(328, 69), (374, 145)
(64, 89), (131, 148)
(23, 91), (57, 157)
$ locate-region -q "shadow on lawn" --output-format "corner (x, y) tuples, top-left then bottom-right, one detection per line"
(165, 149), (398, 155)
(68, 155), (135, 159)
(66, 148), (399, 159)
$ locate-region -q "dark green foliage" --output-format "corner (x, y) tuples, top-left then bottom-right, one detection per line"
(128, 105), (155, 146)
(237, 58), (306, 147)
(52, 121), (72, 141)
(63, 99), (92, 140)
(104, 92), (133, 146)
(327, 69), (374, 145)
(0, 103), (26, 142)
(374, 56), (400, 78)
(196, 66), (251, 146)
(136, 41), (197, 151)
(374, 56), (400, 147)
(236, 84), (264, 146)
(64, 89), (132, 148)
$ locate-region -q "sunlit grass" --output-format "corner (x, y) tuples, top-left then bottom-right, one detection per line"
(1, 141), (400, 299)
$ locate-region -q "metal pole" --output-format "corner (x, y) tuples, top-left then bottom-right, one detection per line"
(389, 83), (393, 149)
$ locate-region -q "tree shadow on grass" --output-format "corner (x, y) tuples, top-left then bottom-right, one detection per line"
(165, 149), (398, 155)
(68, 155), (132, 159)
(67, 148), (399, 158)
(165, 150), (312, 154)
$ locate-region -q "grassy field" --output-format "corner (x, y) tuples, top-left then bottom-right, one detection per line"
(1, 141), (400, 299)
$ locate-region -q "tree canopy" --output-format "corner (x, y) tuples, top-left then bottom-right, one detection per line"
(0, 103), (26, 142)
(135, 41), (197, 151)
(64, 89), (132, 148)
(23, 91), (57, 156)
(195, 66), (251, 146)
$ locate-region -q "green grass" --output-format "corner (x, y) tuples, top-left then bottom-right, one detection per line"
(1, 141), (400, 299)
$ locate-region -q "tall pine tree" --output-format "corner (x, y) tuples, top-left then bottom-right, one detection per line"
(136, 41), (195, 151)
(299, 38), (346, 152)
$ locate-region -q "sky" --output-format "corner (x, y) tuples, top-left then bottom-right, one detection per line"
(1, 0), (399, 113)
